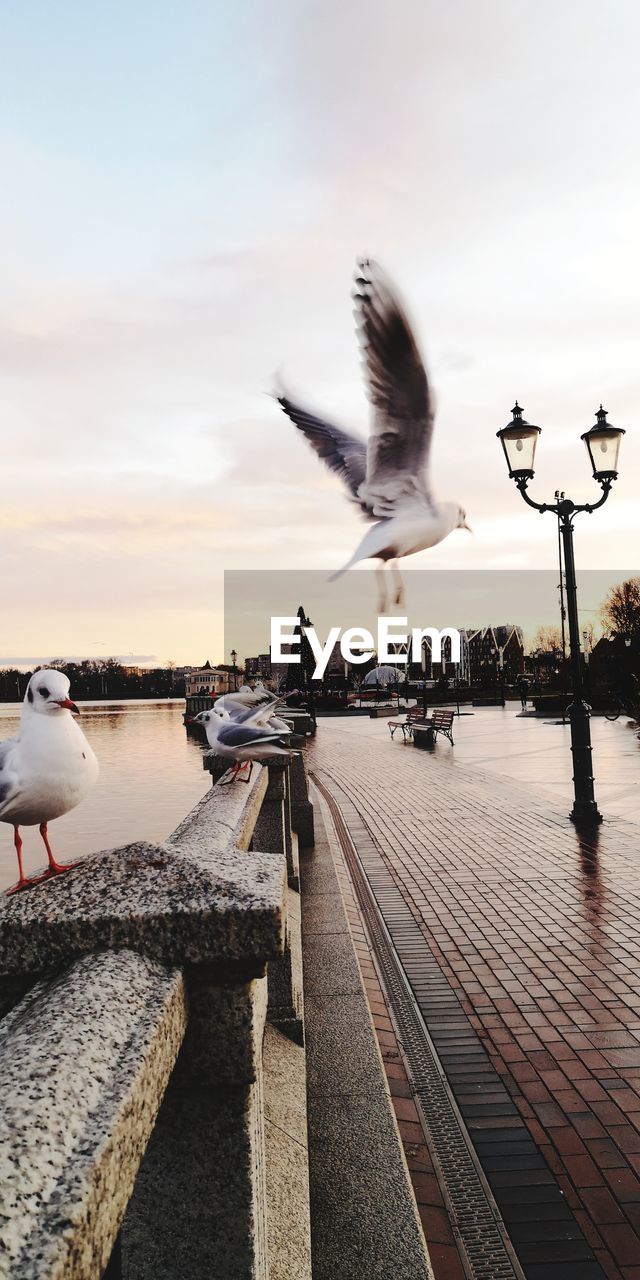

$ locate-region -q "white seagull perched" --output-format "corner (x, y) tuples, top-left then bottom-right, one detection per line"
(0, 669), (99, 894)
(192, 706), (294, 784)
(277, 258), (471, 609)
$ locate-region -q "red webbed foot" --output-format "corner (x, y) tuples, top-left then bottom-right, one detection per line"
(6, 869), (54, 895)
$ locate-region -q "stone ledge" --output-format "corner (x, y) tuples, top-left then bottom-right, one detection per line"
(0, 950), (186, 1280)
(0, 774), (286, 977)
(0, 839), (285, 976)
(172, 759), (268, 851)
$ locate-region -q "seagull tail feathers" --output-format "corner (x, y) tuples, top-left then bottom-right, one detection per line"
(328, 523), (390, 582)
(327, 566), (348, 583)
(328, 554), (360, 583)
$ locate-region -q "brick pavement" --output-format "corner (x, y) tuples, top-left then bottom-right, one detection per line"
(310, 723), (640, 1280)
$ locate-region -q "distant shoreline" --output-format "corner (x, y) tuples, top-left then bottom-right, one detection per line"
(0, 697), (186, 710)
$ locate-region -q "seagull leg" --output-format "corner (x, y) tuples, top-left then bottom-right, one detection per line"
(38, 822), (80, 879)
(375, 565), (387, 614)
(240, 761), (253, 784)
(391, 561), (405, 608)
(5, 827), (36, 895)
(219, 762), (240, 785)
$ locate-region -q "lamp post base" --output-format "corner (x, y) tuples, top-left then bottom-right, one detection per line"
(567, 699), (602, 826)
(570, 802), (603, 827)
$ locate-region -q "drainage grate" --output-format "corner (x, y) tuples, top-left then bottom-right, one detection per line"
(314, 776), (527, 1280)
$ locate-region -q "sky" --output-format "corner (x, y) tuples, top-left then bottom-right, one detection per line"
(1, 0), (640, 667)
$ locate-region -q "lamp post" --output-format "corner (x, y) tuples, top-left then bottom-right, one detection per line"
(230, 649), (238, 692)
(421, 638), (429, 719)
(582, 629), (590, 698)
(497, 402), (625, 826)
(555, 490), (568, 678)
(490, 645), (498, 703)
(498, 646), (506, 707)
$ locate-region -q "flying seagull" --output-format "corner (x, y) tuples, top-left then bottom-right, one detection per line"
(0, 669), (99, 893)
(277, 258), (471, 609)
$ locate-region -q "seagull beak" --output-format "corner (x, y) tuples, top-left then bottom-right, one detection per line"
(462, 521), (473, 533)
(57, 698), (79, 713)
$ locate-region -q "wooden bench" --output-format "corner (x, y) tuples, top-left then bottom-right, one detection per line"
(424, 708), (455, 744)
(390, 707), (455, 746)
(388, 707), (430, 740)
(413, 708), (455, 749)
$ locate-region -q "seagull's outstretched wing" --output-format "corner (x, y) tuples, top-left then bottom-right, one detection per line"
(217, 689), (278, 716)
(232, 702), (291, 729)
(354, 259), (435, 517)
(277, 393), (371, 515)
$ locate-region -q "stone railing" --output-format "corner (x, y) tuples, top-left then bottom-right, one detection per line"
(0, 752), (314, 1280)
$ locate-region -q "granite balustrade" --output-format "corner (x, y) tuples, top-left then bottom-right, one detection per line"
(0, 753), (314, 1280)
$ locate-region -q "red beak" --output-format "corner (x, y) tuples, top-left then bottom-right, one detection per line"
(57, 698), (79, 714)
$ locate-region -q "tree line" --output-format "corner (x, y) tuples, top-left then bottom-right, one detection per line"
(0, 659), (185, 703)
(533, 577), (640, 658)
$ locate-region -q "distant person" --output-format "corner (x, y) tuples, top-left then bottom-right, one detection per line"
(518, 677), (529, 710)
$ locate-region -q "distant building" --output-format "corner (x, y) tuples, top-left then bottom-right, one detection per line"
(418, 630), (471, 684)
(184, 660), (235, 697)
(325, 640), (343, 674)
(244, 654), (272, 680)
(501, 627), (525, 682)
(463, 626), (524, 686)
(590, 634), (634, 685)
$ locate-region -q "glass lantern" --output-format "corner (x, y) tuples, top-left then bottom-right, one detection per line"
(497, 403), (542, 478)
(581, 407), (625, 480)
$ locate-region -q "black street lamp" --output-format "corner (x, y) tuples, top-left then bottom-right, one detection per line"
(490, 645), (498, 703)
(497, 402), (625, 826)
(230, 649), (238, 691)
(498, 645), (506, 707)
(421, 638), (429, 719)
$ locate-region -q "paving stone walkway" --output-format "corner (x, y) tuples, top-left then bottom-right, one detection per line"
(310, 720), (640, 1280)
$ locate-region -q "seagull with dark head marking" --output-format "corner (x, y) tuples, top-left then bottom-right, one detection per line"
(277, 258), (471, 609)
(192, 705), (295, 785)
(0, 669), (99, 894)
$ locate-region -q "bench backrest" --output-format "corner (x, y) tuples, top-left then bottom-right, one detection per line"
(407, 708), (427, 722)
(430, 709), (454, 728)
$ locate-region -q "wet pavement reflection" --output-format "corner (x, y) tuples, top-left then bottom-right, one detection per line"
(311, 714), (640, 1280)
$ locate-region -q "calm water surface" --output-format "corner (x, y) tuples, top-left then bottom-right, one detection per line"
(0, 700), (208, 890)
